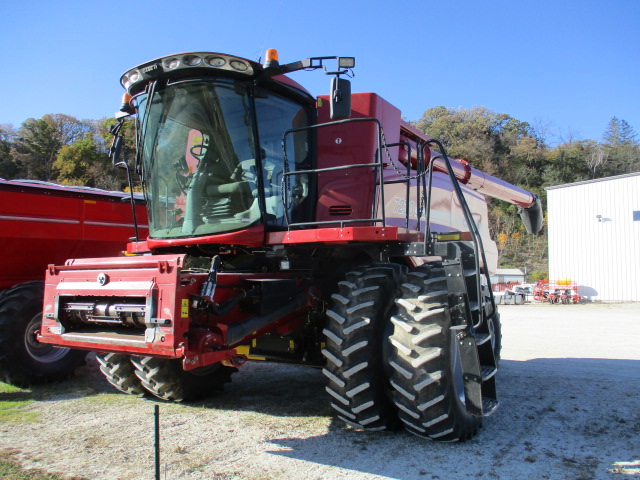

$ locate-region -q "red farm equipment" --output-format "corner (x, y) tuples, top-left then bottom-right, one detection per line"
(533, 280), (581, 304)
(0, 179), (147, 386)
(38, 49), (543, 441)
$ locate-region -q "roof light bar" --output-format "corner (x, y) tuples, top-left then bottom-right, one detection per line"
(120, 52), (256, 93)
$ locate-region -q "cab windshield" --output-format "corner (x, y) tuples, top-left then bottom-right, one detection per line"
(138, 80), (260, 238)
(136, 79), (311, 239)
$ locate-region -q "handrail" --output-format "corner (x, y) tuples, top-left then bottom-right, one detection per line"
(424, 139), (496, 328)
(282, 117), (399, 229)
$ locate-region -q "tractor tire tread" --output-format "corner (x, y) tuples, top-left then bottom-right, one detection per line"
(96, 353), (145, 396)
(322, 262), (406, 431)
(388, 264), (481, 442)
(130, 356), (236, 402)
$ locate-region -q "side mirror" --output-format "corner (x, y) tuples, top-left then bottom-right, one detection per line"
(330, 77), (351, 120)
(109, 135), (125, 168)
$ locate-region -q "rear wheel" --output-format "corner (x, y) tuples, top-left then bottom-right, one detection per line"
(322, 263), (406, 431)
(96, 353), (145, 396)
(131, 356), (236, 402)
(0, 281), (86, 387)
(387, 264), (482, 441)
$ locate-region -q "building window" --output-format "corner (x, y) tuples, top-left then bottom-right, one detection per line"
(634, 211), (640, 221)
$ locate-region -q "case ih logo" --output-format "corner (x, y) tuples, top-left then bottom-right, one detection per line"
(97, 273), (109, 286)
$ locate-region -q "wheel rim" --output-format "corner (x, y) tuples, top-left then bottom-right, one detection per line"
(451, 333), (466, 404)
(25, 314), (70, 363)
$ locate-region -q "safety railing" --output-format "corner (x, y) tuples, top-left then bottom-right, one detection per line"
(281, 117), (416, 230)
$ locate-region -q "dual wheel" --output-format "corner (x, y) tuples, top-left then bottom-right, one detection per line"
(96, 354), (235, 402)
(322, 262), (500, 441)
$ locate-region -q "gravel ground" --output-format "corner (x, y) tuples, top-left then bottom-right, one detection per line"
(1, 302), (639, 479)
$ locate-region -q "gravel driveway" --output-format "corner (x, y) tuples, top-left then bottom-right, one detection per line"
(1, 302), (639, 479)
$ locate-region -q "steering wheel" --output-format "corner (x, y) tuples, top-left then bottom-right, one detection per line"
(190, 143), (207, 161)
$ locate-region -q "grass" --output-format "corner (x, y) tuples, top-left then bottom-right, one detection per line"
(0, 382), (90, 480)
(0, 449), (87, 480)
(78, 391), (140, 406)
(0, 383), (37, 423)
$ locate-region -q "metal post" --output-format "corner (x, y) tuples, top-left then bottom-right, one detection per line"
(154, 404), (160, 480)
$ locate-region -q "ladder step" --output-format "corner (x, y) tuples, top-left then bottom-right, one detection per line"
(481, 365), (497, 381)
(476, 332), (491, 346)
(464, 269), (477, 277)
(482, 397), (499, 417)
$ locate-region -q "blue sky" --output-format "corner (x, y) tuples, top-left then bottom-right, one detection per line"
(1, 0), (638, 144)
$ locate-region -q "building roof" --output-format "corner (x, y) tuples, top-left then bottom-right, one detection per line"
(545, 171), (640, 191)
(493, 268), (525, 275)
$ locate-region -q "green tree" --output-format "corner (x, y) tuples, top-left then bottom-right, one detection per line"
(53, 133), (105, 186)
(543, 140), (592, 185)
(14, 114), (90, 181)
(0, 124), (18, 179)
(14, 117), (60, 180)
(413, 106), (546, 188)
(602, 117), (639, 175)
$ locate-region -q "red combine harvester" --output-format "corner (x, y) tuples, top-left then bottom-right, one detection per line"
(0, 179), (147, 386)
(38, 49), (542, 441)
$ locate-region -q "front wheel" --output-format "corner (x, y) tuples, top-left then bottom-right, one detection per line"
(0, 282), (86, 387)
(131, 356), (236, 402)
(387, 265), (482, 441)
(96, 353), (145, 396)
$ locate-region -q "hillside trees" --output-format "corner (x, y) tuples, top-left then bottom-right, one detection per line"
(1, 115), (131, 190)
(414, 106), (547, 189)
(414, 107), (639, 275)
(11, 114), (91, 181)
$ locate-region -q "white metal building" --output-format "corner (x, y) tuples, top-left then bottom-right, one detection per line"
(490, 268), (526, 284)
(546, 172), (640, 301)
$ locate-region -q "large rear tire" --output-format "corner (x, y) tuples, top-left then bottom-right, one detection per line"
(387, 265), (482, 441)
(322, 263), (405, 431)
(0, 281), (86, 387)
(96, 353), (145, 396)
(131, 356), (236, 402)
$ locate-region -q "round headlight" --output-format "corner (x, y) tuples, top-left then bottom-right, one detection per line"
(206, 56), (226, 67)
(230, 60), (248, 72)
(165, 58), (180, 69)
(182, 55), (202, 67)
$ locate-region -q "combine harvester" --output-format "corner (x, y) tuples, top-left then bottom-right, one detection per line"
(38, 49), (542, 441)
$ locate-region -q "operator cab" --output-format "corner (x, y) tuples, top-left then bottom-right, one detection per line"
(111, 50), (353, 245)
(136, 79), (312, 239)
(120, 53), (316, 241)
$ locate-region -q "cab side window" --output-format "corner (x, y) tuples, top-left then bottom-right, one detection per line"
(254, 94), (311, 228)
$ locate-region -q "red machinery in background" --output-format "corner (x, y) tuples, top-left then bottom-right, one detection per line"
(533, 280), (582, 304)
(0, 179), (147, 385)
